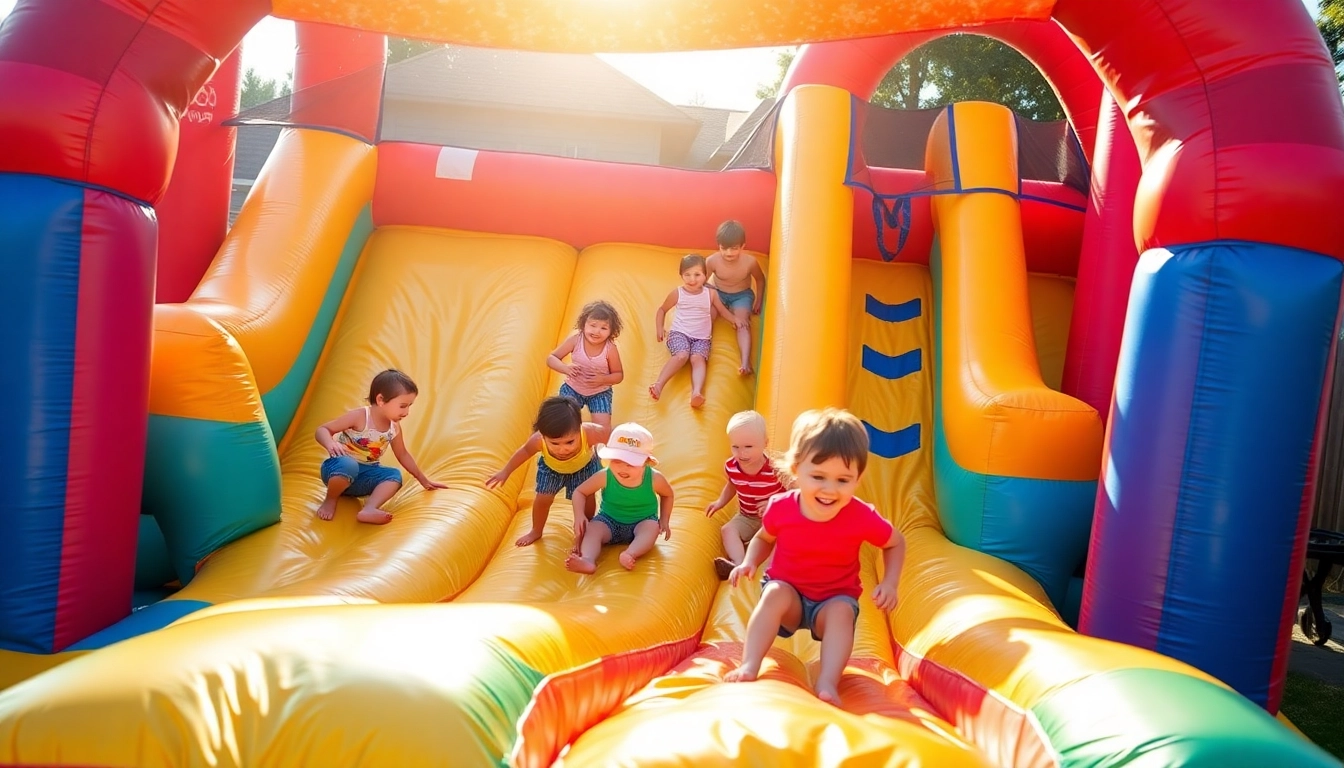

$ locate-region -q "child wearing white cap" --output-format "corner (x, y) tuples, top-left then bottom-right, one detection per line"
(565, 422), (675, 573)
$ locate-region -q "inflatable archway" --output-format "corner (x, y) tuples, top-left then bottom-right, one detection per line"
(1, 0), (1342, 765)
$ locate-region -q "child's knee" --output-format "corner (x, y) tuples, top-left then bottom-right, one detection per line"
(672, 351), (690, 362)
(720, 524), (737, 544)
(762, 581), (800, 609)
(321, 456), (359, 485)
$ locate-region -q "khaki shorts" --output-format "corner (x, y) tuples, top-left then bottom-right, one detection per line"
(723, 512), (763, 543)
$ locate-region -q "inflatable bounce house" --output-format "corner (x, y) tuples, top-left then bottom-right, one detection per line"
(3, 0), (1344, 765)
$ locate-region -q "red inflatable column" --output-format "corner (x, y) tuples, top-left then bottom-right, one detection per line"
(292, 22), (386, 142)
(155, 48), (243, 303)
(1059, 89), (1141, 418)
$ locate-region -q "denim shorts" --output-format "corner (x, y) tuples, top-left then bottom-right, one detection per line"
(592, 512), (659, 545)
(717, 287), (754, 312)
(559, 382), (613, 415)
(321, 456), (403, 497)
(536, 452), (602, 498)
(763, 577), (860, 642)
(666, 330), (711, 359)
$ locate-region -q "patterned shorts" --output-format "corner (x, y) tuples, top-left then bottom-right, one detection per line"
(535, 452), (602, 498)
(667, 330), (711, 359)
(559, 382), (613, 415)
(592, 512), (660, 545)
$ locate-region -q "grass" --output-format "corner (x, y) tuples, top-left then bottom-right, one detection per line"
(1282, 671), (1344, 760)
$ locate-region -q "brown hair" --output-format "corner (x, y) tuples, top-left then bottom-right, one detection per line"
(784, 408), (869, 478)
(679, 253), (707, 274)
(368, 369), (418, 404)
(534, 395), (584, 439)
(716, 220), (746, 248)
(575, 299), (622, 340)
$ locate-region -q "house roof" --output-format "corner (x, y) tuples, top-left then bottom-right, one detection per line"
(715, 96), (777, 163)
(385, 45), (699, 127)
(233, 124), (282, 181)
(678, 105), (746, 169)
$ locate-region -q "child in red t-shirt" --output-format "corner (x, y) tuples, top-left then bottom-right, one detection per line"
(725, 408), (906, 705)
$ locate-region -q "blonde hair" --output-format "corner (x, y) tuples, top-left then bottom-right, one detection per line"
(784, 408), (869, 479)
(726, 410), (767, 437)
(726, 410), (790, 484)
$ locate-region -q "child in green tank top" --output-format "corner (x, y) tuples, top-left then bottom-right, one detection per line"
(565, 422), (675, 573)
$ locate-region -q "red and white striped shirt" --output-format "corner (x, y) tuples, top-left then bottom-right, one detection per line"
(725, 457), (787, 518)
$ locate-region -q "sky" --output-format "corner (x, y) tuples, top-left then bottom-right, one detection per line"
(0, 0), (1324, 111)
(235, 16), (788, 111)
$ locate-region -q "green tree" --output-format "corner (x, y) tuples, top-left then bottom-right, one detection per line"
(388, 37), (441, 64)
(1318, 0), (1344, 87)
(239, 67), (291, 109)
(757, 34), (1064, 121)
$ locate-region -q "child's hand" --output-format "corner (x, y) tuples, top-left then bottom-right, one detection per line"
(734, 319), (747, 330)
(656, 326), (665, 343)
(420, 478), (449, 491)
(328, 442), (350, 458)
(705, 500), (724, 516)
(573, 515), (587, 543)
(752, 298), (762, 315)
(660, 519), (672, 540)
(871, 582), (899, 612)
(727, 562), (754, 587)
(485, 469), (509, 489)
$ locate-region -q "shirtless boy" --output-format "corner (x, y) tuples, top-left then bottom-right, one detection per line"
(705, 220), (766, 375)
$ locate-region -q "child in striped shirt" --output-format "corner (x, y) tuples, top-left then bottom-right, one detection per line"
(706, 410), (790, 579)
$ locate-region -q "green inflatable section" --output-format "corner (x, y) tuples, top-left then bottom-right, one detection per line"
(1033, 667), (1339, 767)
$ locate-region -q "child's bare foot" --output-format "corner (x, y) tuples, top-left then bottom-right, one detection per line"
(690, 392), (705, 409)
(564, 553), (597, 574)
(724, 662), (760, 683)
(619, 550), (639, 570)
(649, 383), (662, 401)
(714, 557), (735, 580)
(738, 364), (753, 376)
(815, 685), (841, 706)
(515, 529), (543, 547)
(356, 506), (393, 525)
(316, 499), (337, 521)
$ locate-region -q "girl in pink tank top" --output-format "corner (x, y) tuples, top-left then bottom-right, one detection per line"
(546, 300), (624, 431)
(649, 254), (744, 409)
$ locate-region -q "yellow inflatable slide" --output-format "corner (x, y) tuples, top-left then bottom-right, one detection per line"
(0, 89), (1328, 767)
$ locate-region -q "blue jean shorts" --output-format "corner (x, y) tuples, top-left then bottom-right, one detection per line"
(592, 512), (659, 545)
(536, 452), (602, 498)
(559, 382), (613, 415)
(321, 456), (403, 497)
(717, 287), (754, 312)
(763, 577), (860, 642)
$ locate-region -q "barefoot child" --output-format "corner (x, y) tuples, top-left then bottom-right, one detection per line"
(706, 220), (766, 376)
(725, 408), (905, 705)
(706, 410), (790, 580)
(565, 423), (674, 573)
(546, 300), (624, 431)
(485, 396), (607, 547)
(650, 254), (743, 408)
(314, 369), (447, 525)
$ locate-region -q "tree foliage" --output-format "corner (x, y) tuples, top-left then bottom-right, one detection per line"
(240, 68), (291, 109)
(1319, 0), (1344, 86)
(758, 34), (1067, 121)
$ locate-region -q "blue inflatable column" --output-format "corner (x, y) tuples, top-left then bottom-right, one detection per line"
(1079, 242), (1341, 710)
(0, 175), (155, 653)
